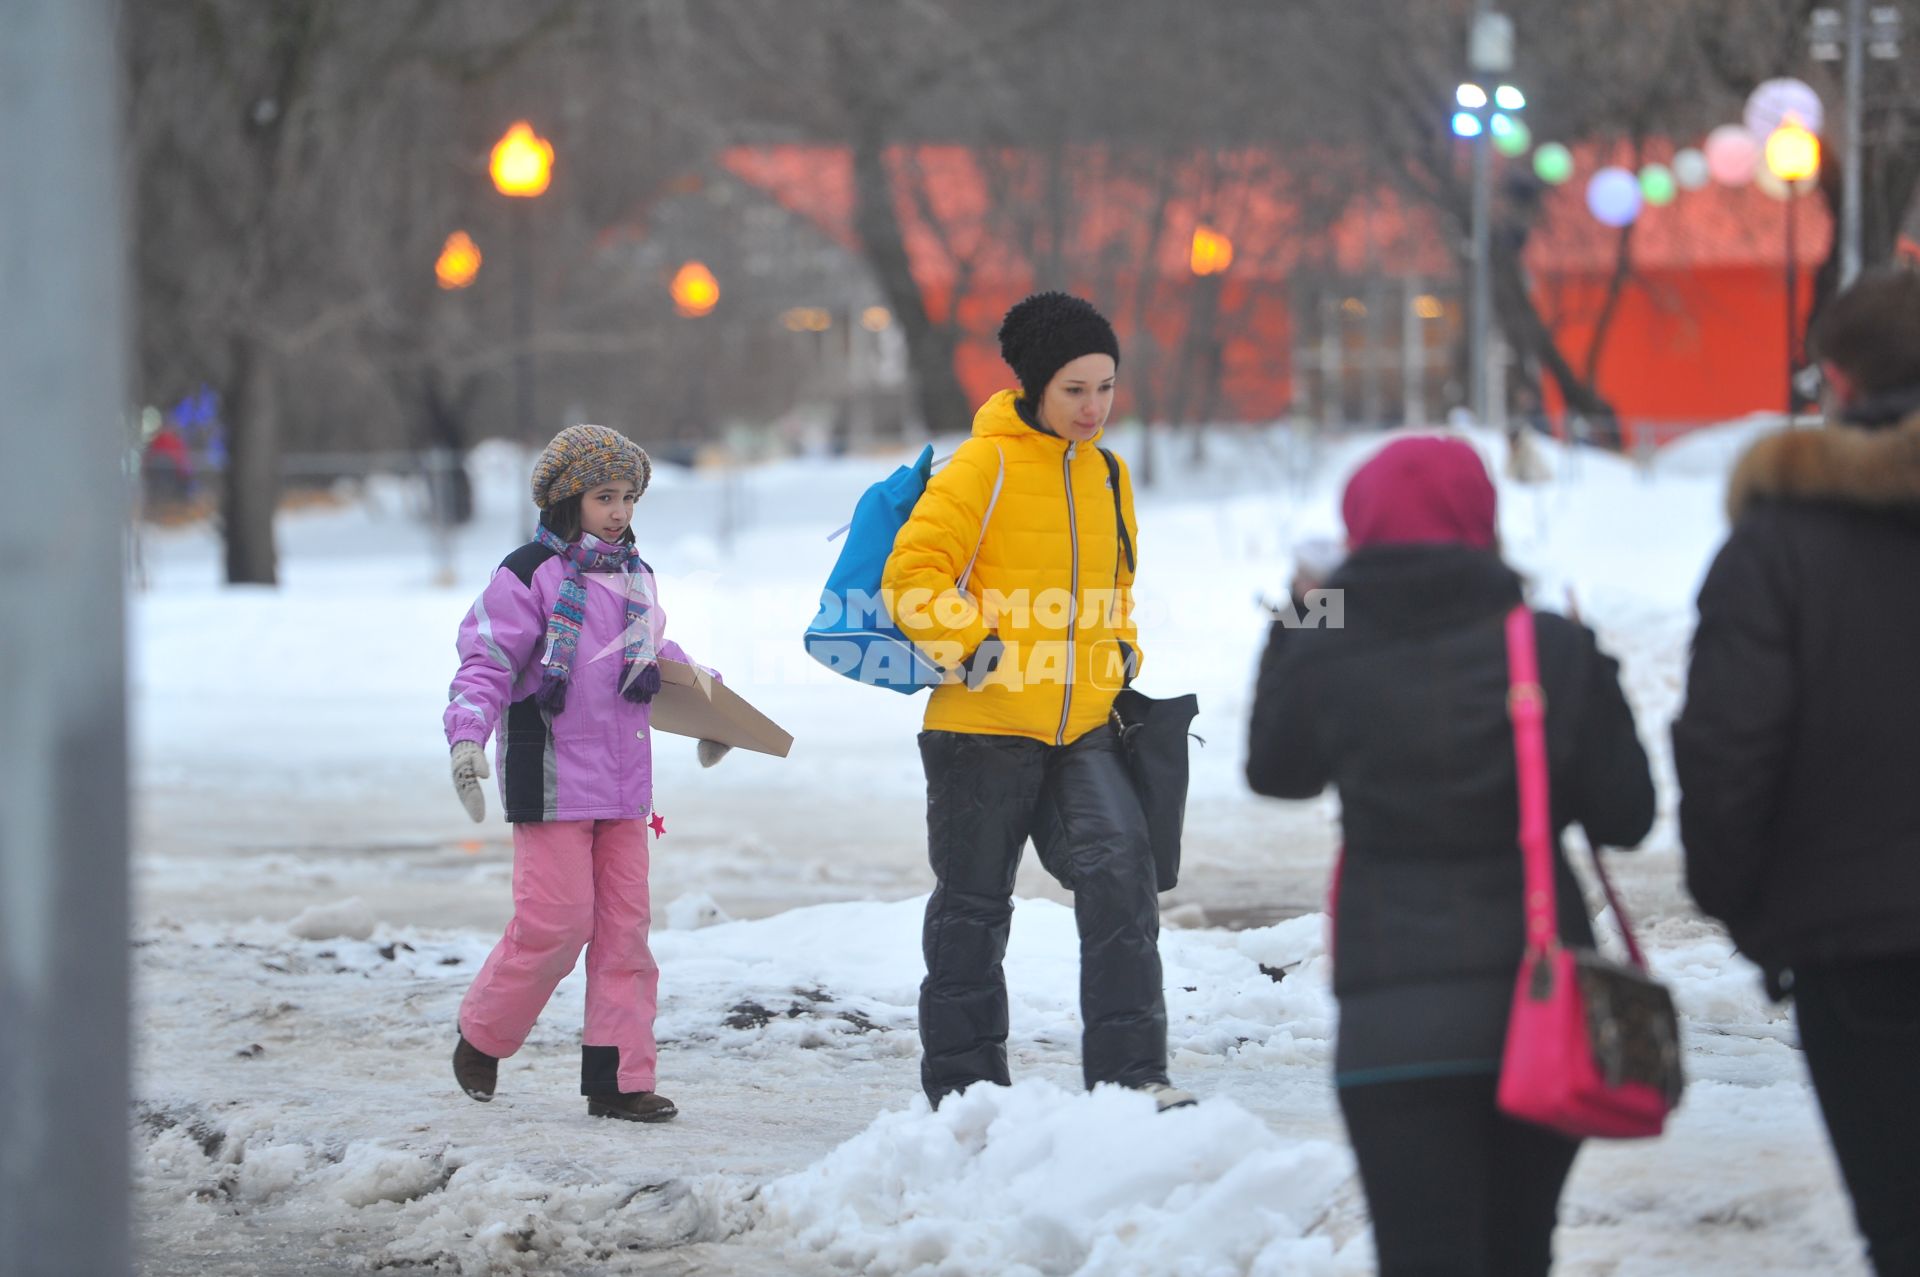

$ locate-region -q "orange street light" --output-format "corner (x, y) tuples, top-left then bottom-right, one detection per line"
(489, 121), (552, 443)
(489, 121), (553, 198)
(670, 261), (720, 317)
(434, 231), (482, 290)
(1765, 120), (1820, 416)
(1765, 121), (1820, 185)
(1190, 225), (1234, 276)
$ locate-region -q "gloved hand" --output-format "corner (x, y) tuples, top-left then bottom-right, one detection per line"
(696, 739), (733, 768)
(451, 741), (489, 823)
(961, 635), (1007, 691)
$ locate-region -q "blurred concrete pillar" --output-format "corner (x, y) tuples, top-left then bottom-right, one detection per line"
(0, 3), (132, 1274)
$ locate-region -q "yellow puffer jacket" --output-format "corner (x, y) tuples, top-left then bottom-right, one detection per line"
(883, 389), (1143, 744)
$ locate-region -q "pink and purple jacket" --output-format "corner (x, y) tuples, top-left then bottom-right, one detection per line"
(444, 541), (708, 823)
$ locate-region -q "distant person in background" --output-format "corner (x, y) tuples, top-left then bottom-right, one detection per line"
(1247, 436), (1655, 1276)
(1674, 266), (1920, 1276)
(884, 292), (1189, 1113)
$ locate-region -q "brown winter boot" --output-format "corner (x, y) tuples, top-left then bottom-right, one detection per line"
(587, 1091), (678, 1123)
(453, 1034), (498, 1102)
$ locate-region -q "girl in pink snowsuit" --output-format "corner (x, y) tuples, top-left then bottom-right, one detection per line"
(443, 424), (721, 1123)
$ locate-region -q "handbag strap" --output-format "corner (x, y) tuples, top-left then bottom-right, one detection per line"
(1503, 605), (1648, 969)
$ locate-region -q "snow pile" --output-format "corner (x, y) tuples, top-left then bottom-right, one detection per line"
(760, 1079), (1354, 1277)
(663, 890), (733, 931)
(286, 896), (378, 941)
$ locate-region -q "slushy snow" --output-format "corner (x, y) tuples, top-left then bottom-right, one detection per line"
(128, 423), (1870, 1275)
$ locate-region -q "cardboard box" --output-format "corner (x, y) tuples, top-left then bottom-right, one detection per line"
(649, 659), (794, 758)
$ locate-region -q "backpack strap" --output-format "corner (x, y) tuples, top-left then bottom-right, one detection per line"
(957, 444), (1005, 592)
(1099, 447), (1136, 576)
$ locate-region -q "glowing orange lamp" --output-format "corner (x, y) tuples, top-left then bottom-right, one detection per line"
(1190, 225), (1234, 276)
(489, 121), (553, 198)
(434, 231), (482, 290)
(670, 261), (720, 317)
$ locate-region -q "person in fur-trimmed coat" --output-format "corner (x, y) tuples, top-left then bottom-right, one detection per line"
(1674, 266), (1920, 1277)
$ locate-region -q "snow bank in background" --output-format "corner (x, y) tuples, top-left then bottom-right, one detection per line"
(663, 890), (734, 930)
(1652, 415), (1786, 479)
(286, 896), (378, 941)
(762, 1079), (1352, 1277)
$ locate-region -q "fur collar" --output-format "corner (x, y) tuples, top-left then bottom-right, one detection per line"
(1727, 413), (1920, 521)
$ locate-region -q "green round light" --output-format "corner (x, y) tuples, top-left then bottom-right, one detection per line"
(1492, 115), (1532, 158)
(1533, 142), (1574, 185)
(1639, 163), (1677, 206)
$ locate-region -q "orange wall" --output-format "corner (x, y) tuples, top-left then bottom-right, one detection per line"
(933, 266), (1814, 435)
(1535, 264), (1819, 430)
(938, 275), (1297, 424)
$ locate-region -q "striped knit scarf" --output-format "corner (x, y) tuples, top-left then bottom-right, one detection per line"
(533, 525), (662, 713)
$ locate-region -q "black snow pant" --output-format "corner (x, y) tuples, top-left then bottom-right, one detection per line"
(1338, 1073), (1581, 1277)
(917, 725), (1168, 1107)
(1794, 952), (1920, 1277)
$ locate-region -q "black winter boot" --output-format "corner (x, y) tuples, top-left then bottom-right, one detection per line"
(453, 1034), (498, 1102)
(587, 1091), (678, 1123)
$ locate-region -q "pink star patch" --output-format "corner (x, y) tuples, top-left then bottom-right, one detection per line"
(648, 812), (666, 839)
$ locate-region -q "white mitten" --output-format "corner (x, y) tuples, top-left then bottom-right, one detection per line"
(696, 739), (733, 768)
(451, 741), (490, 822)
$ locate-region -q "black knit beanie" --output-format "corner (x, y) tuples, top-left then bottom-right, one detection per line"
(997, 291), (1120, 403)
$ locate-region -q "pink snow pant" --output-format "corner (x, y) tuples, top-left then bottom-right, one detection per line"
(459, 818), (659, 1095)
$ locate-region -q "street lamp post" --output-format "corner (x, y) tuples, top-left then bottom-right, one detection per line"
(1766, 122), (1820, 418)
(1187, 224), (1233, 463)
(490, 121), (553, 446)
(1459, 6), (1516, 426)
(1812, 3), (1904, 286)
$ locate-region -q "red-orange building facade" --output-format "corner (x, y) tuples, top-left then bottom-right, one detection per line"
(722, 142), (1836, 438)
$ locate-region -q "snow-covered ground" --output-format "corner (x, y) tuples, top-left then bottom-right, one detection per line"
(130, 421), (1867, 1274)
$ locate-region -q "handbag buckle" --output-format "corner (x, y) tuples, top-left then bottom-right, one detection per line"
(1507, 681), (1546, 716)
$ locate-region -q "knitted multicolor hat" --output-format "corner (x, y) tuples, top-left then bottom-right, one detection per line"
(530, 424), (652, 510)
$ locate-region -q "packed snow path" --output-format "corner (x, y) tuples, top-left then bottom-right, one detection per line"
(131, 424), (1866, 1274)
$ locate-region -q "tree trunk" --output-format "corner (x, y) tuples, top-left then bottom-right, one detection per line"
(850, 130), (971, 437)
(1489, 233), (1618, 427)
(222, 336), (281, 585)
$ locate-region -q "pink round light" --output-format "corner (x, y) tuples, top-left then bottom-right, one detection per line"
(1705, 124), (1759, 187)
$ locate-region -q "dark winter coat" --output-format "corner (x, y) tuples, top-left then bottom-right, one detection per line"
(1247, 546), (1656, 1085)
(1673, 409), (1920, 991)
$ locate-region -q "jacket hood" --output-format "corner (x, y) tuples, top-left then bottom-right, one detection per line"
(1727, 412), (1920, 521)
(1327, 544), (1523, 637)
(970, 388), (1104, 447)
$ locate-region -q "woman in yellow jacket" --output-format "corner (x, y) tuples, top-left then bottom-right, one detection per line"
(883, 292), (1190, 1111)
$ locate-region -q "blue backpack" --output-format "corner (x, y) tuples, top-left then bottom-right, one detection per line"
(803, 443), (1003, 693)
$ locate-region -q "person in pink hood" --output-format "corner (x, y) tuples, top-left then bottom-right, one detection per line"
(1246, 435), (1655, 1275)
(443, 424), (721, 1123)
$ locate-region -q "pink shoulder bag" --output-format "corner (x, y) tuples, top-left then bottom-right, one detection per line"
(1496, 606), (1684, 1139)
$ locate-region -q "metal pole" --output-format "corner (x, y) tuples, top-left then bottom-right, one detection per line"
(1843, 0), (1865, 287)
(1786, 191), (1800, 418)
(1403, 277), (1426, 427)
(0, 3), (132, 1273)
(513, 200), (535, 445)
(1467, 0), (1495, 426)
(1470, 126), (1492, 425)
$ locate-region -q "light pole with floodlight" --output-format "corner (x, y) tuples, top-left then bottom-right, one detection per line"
(489, 121), (553, 445)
